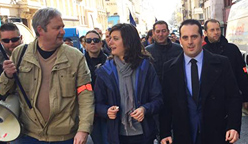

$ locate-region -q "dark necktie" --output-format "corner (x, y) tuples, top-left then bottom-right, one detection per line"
(190, 59), (199, 104)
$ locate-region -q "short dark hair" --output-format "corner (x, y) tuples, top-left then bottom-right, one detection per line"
(146, 29), (153, 40)
(93, 27), (102, 35)
(94, 27), (100, 31)
(204, 19), (220, 31)
(179, 19), (203, 37)
(85, 30), (101, 40)
(107, 27), (111, 32)
(110, 23), (149, 69)
(79, 35), (85, 42)
(64, 37), (72, 42)
(170, 32), (175, 35)
(147, 29), (153, 36)
(0, 23), (20, 38)
(153, 20), (169, 31)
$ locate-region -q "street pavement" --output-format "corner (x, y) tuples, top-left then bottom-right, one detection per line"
(237, 116), (248, 144)
(154, 116), (248, 144)
(87, 116), (248, 144)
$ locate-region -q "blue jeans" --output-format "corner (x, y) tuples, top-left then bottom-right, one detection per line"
(10, 135), (74, 144)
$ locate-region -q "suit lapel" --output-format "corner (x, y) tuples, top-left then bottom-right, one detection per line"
(168, 53), (188, 107)
(200, 50), (222, 109)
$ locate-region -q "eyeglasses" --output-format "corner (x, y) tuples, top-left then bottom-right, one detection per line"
(1, 36), (21, 43)
(85, 38), (100, 44)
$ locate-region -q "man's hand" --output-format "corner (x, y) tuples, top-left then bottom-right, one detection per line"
(130, 107), (145, 122)
(243, 102), (248, 110)
(161, 136), (173, 144)
(73, 131), (88, 144)
(226, 129), (239, 143)
(107, 106), (119, 119)
(3, 60), (16, 78)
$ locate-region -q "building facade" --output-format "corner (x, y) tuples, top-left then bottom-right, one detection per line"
(180, 0), (227, 31)
(202, 0), (224, 25)
(105, 0), (155, 36)
(0, 0), (108, 36)
(181, 0), (204, 24)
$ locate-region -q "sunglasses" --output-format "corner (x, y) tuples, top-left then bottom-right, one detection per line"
(1, 36), (21, 43)
(85, 38), (100, 44)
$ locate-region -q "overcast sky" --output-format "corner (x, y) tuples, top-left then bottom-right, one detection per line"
(152, 0), (181, 21)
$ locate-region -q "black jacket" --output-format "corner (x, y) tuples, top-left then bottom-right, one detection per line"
(102, 40), (111, 56)
(146, 38), (182, 83)
(203, 35), (248, 102)
(160, 50), (242, 144)
(85, 50), (107, 87)
(0, 52), (5, 74)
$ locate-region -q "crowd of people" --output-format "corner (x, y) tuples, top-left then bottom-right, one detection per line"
(0, 7), (248, 144)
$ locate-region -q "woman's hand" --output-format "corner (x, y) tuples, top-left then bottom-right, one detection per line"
(107, 106), (119, 119)
(130, 107), (145, 122)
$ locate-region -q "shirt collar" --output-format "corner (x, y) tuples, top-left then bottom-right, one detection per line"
(184, 50), (204, 65)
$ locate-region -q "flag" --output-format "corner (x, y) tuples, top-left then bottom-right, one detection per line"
(129, 11), (136, 27)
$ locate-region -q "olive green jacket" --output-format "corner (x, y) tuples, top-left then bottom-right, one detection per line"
(0, 38), (94, 141)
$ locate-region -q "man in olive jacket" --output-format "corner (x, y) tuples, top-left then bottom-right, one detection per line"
(0, 8), (94, 144)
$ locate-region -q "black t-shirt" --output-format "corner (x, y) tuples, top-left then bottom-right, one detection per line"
(37, 44), (57, 59)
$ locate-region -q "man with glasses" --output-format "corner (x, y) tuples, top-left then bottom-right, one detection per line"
(146, 20), (182, 84)
(84, 30), (107, 87)
(0, 23), (22, 124)
(84, 30), (107, 144)
(0, 23), (22, 73)
(0, 23), (23, 126)
(0, 8), (94, 144)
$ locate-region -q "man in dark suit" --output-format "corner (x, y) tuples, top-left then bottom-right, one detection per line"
(159, 19), (242, 144)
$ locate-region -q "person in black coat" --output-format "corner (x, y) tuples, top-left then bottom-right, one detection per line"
(146, 20), (182, 84)
(160, 19), (242, 144)
(84, 30), (108, 144)
(203, 19), (248, 103)
(84, 30), (107, 87)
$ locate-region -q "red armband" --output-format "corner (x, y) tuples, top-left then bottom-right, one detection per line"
(77, 83), (92, 94)
(243, 67), (247, 73)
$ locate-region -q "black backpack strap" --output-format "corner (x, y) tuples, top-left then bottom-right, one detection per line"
(17, 44), (28, 73)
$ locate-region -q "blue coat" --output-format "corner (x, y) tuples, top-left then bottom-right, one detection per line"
(94, 58), (163, 144)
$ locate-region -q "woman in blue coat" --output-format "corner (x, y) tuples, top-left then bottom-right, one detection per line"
(94, 23), (163, 144)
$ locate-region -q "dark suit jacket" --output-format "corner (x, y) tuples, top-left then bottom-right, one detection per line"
(159, 49), (242, 144)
